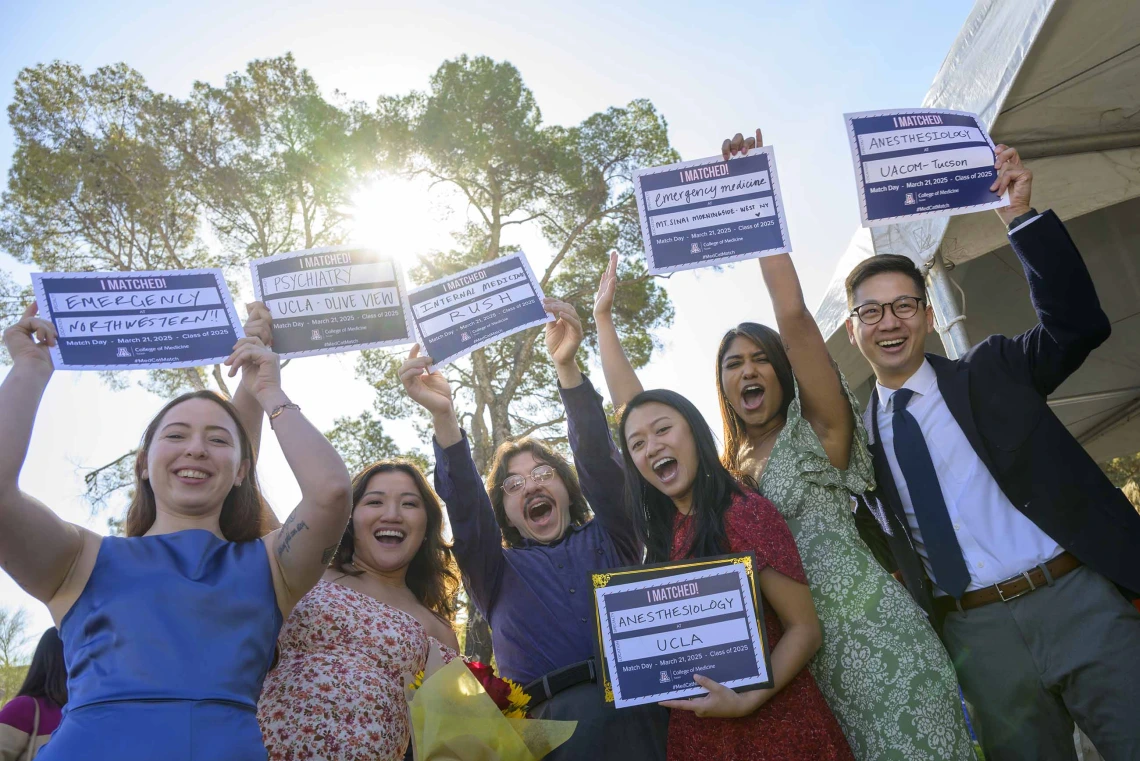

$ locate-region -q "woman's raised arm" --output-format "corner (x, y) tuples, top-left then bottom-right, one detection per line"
(228, 338), (352, 615)
(724, 130), (854, 469)
(0, 304), (98, 606)
(593, 252), (645, 410)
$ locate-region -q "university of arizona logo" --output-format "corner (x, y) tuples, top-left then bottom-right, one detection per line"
(461, 331), (470, 341)
(905, 193), (916, 205)
(311, 329), (321, 341)
(690, 243), (701, 254)
(116, 347), (131, 358)
(659, 670), (670, 684)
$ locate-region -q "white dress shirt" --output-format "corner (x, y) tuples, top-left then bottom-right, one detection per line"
(874, 359), (1063, 595)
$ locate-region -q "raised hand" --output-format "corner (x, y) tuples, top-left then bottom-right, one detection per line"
(659, 674), (757, 719)
(543, 298), (584, 367)
(243, 302), (274, 347)
(721, 128), (763, 160)
(991, 144), (1033, 225)
(593, 251), (619, 322)
(224, 336), (282, 402)
(2, 303), (56, 373)
(399, 345), (454, 417)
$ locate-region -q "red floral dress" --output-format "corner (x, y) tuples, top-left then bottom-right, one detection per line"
(666, 490), (855, 761)
(258, 579), (458, 761)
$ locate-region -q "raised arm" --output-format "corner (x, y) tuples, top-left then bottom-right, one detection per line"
(593, 252), (645, 410)
(723, 130), (853, 469)
(544, 298), (639, 561)
(400, 346), (505, 616)
(226, 338), (352, 615)
(987, 146), (1111, 396)
(229, 302), (280, 531)
(0, 304), (97, 607)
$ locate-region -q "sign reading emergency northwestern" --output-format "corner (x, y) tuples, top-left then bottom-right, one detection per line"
(633, 149), (791, 275)
(845, 108), (1010, 227)
(31, 269), (243, 371)
(407, 252), (553, 370)
(250, 247), (414, 358)
(593, 554), (772, 709)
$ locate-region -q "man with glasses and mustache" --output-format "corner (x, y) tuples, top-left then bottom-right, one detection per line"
(400, 297), (667, 761)
(845, 145), (1140, 761)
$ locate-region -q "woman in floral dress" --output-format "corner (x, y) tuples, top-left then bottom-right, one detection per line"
(257, 460), (461, 761)
(706, 131), (975, 760)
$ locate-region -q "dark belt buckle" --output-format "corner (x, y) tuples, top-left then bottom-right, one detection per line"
(996, 571), (1036, 603)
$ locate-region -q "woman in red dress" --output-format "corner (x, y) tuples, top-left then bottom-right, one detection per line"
(617, 387), (854, 761)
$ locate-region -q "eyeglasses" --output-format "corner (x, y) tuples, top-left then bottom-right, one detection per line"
(850, 296), (925, 325)
(501, 465), (556, 495)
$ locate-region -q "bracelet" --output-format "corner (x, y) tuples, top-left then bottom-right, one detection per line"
(268, 403), (301, 428)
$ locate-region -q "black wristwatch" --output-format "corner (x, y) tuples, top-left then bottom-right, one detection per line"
(1007, 207), (1039, 232)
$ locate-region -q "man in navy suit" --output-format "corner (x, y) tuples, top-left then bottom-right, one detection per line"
(846, 145), (1140, 761)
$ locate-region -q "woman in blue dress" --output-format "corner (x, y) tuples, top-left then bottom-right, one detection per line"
(0, 303), (353, 761)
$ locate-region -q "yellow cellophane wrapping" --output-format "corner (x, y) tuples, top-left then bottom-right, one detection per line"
(405, 651), (577, 761)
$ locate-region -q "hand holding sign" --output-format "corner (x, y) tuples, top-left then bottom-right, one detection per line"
(721, 129), (763, 161)
(243, 302), (274, 348)
(593, 252), (618, 321)
(224, 337), (281, 402)
(660, 674), (758, 719)
(543, 298), (584, 366)
(991, 144), (1033, 225)
(3, 303), (57, 373)
(399, 344), (454, 418)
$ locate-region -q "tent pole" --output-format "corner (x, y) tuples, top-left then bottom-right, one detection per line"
(925, 251), (972, 359)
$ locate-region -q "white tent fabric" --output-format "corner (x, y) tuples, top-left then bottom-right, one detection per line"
(815, 0), (1140, 462)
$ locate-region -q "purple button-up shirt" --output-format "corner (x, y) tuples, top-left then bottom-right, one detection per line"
(433, 376), (638, 685)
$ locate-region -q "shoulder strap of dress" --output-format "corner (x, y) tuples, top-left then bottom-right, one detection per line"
(22, 698), (40, 761)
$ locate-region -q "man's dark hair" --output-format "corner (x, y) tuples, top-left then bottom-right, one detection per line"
(845, 254), (926, 308)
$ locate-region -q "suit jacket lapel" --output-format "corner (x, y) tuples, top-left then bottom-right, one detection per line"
(928, 353), (997, 476)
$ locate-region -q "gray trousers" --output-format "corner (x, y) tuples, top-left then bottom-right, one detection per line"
(530, 681), (668, 761)
(940, 566), (1140, 761)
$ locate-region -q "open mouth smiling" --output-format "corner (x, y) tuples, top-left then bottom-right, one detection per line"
(740, 384), (765, 411)
(651, 456), (678, 484)
(373, 528), (407, 546)
(525, 495), (555, 526)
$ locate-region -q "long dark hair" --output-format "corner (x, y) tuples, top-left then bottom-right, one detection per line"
(125, 390), (267, 542)
(16, 627), (67, 708)
(486, 438), (591, 548)
(715, 323), (795, 472)
(330, 461), (460, 622)
(618, 389), (750, 563)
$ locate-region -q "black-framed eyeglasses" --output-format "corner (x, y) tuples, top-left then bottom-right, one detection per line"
(850, 296), (925, 325)
(501, 465), (556, 494)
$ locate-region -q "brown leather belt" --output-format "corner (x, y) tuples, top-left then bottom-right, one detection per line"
(934, 551), (1082, 616)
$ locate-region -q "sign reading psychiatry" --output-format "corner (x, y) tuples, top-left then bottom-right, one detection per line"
(407, 253), (552, 370)
(633, 149), (791, 275)
(592, 555), (771, 709)
(31, 269), (243, 371)
(251, 247), (414, 359)
(845, 108), (1010, 227)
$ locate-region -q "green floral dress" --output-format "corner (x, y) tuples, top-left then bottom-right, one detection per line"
(756, 380), (975, 761)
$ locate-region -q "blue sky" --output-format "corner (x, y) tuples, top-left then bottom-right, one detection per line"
(0, 0), (975, 644)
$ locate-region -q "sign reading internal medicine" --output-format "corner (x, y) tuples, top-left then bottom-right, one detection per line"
(593, 555), (771, 709)
(251, 247), (414, 359)
(845, 108), (1010, 227)
(633, 149), (791, 275)
(407, 252), (553, 370)
(31, 269), (243, 371)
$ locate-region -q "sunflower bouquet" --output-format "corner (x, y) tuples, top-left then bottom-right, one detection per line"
(404, 649), (576, 761)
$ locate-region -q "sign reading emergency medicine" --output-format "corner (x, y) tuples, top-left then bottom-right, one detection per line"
(845, 108), (1010, 227)
(633, 150), (791, 274)
(31, 269), (243, 371)
(592, 554), (771, 709)
(250, 247), (415, 359)
(407, 252), (553, 370)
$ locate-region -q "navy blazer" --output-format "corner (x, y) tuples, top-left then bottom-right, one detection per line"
(856, 210), (1140, 618)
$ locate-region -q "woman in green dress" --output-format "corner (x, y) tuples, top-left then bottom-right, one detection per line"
(594, 130), (975, 761)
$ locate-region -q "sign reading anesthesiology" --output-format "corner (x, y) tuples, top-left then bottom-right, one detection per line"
(407, 252), (553, 370)
(592, 554), (771, 709)
(250, 247), (415, 359)
(30, 269), (243, 371)
(633, 149), (791, 275)
(845, 108), (1010, 227)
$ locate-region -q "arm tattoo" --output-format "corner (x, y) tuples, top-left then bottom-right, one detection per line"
(276, 511), (310, 559)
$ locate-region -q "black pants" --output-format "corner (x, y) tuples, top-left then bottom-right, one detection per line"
(530, 682), (669, 761)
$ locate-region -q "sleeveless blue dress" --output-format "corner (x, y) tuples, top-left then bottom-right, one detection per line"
(46, 530), (282, 761)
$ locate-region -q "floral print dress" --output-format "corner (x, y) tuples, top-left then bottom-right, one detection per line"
(755, 379), (975, 761)
(258, 579), (458, 761)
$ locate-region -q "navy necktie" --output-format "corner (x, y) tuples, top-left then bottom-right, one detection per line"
(890, 388), (971, 598)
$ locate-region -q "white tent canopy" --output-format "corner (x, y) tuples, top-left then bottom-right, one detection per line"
(814, 0), (1140, 462)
